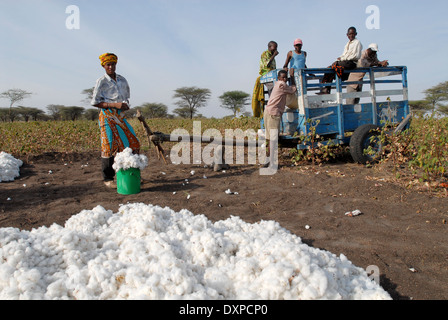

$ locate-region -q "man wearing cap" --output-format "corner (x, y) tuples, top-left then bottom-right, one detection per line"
(283, 38), (308, 80)
(91, 53), (141, 188)
(346, 44), (389, 104)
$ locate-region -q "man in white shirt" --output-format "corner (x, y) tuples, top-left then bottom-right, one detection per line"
(338, 30), (363, 63)
(318, 27), (363, 94)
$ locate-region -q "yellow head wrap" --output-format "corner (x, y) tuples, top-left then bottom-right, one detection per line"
(99, 53), (118, 66)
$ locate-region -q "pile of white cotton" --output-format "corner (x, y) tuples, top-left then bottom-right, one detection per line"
(0, 152), (23, 182)
(112, 148), (148, 172)
(0, 203), (391, 300)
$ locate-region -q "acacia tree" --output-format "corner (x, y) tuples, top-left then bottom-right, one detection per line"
(16, 106), (45, 122)
(439, 105), (448, 116)
(219, 91), (250, 117)
(0, 89), (32, 121)
(173, 87), (211, 119)
(409, 100), (432, 116)
(47, 104), (65, 120)
(137, 102), (169, 118)
(84, 108), (99, 121)
(423, 81), (448, 115)
(82, 87), (94, 105)
(172, 106), (192, 119)
(0, 107), (19, 122)
(61, 106), (85, 121)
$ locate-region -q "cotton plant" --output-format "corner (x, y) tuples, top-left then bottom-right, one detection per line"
(0, 152), (23, 183)
(112, 148), (148, 172)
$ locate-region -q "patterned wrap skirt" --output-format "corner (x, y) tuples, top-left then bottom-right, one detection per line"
(99, 108), (140, 158)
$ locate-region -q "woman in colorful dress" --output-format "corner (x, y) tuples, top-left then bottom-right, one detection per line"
(91, 53), (140, 188)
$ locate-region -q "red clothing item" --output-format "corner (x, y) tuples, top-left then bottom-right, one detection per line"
(265, 81), (296, 116)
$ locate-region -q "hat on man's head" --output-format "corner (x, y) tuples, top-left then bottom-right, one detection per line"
(99, 53), (118, 66)
(294, 38), (303, 45)
(368, 43), (379, 52)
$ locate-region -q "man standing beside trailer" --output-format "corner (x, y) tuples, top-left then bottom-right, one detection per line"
(263, 70), (296, 171)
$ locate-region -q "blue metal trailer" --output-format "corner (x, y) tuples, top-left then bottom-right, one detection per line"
(259, 66), (411, 164)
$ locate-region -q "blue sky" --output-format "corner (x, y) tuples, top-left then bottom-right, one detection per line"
(0, 0), (447, 118)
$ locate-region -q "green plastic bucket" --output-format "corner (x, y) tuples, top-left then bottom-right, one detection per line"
(116, 168), (141, 195)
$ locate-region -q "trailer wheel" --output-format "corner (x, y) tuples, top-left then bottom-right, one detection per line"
(350, 124), (383, 164)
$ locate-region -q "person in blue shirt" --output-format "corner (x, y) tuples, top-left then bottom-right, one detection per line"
(283, 38), (307, 80)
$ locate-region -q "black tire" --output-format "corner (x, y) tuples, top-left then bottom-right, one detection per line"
(350, 124), (383, 164)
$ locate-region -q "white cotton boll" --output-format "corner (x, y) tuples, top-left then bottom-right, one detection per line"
(0, 203), (392, 300)
(46, 279), (69, 300)
(65, 206), (114, 235)
(203, 267), (232, 296)
(14, 268), (45, 300)
(0, 287), (19, 300)
(0, 264), (15, 287)
(112, 148), (148, 172)
(252, 265), (287, 300)
(306, 268), (330, 299)
(0, 152), (23, 182)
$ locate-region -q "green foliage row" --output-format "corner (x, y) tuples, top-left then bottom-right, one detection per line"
(289, 119), (351, 165)
(0, 117), (261, 157)
(0, 121), (99, 155)
(1, 116), (446, 182)
(380, 116), (448, 180)
(290, 116), (448, 181)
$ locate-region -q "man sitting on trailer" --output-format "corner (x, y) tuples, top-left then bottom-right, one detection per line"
(318, 27), (363, 94)
(263, 70), (296, 169)
(346, 43), (389, 105)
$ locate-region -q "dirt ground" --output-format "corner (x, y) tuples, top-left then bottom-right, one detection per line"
(1, 150), (447, 300)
